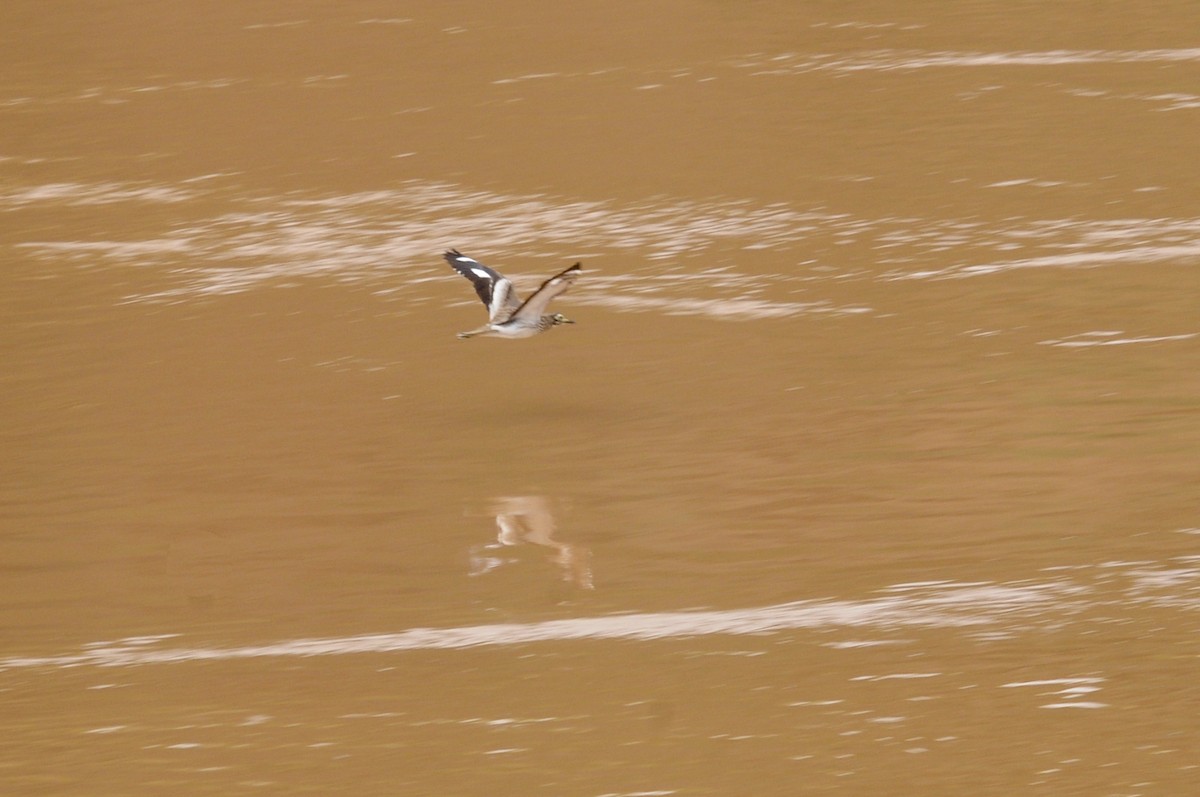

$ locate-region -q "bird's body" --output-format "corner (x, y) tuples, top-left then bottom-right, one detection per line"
(443, 249), (581, 339)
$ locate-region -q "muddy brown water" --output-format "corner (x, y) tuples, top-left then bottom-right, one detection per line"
(3, 2), (1198, 795)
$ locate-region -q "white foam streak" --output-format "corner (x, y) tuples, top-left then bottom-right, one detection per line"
(916, 243), (1200, 280)
(1040, 332), (1196, 348)
(587, 293), (865, 320)
(0, 181), (195, 207)
(1, 581), (1078, 671)
(11, 179), (1198, 319)
(738, 48), (1200, 76)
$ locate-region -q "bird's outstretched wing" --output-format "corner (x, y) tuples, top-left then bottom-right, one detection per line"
(444, 249), (523, 322)
(510, 263), (582, 321)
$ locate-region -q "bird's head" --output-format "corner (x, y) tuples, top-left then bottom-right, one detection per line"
(551, 313), (574, 325)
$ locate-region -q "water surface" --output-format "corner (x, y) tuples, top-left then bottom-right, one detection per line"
(2, 2), (1198, 795)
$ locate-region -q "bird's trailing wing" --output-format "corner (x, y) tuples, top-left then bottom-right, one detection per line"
(511, 263), (583, 321)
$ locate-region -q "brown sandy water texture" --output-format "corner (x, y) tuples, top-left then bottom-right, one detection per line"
(2, 2), (1198, 795)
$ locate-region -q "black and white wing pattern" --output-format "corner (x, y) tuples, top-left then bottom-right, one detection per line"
(510, 263), (583, 322)
(444, 249), (523, 323)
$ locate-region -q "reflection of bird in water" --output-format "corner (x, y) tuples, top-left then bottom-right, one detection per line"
(468, 496), (594, 590)
(444, 249), (582, 339)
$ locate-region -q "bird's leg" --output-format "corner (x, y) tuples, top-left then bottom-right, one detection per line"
(456, 325), (492, 339)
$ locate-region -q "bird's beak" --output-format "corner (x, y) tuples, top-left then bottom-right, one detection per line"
(561, 316), (575, 324)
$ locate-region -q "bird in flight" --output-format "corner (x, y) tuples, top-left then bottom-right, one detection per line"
(444, 249), (582, 339)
